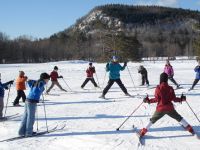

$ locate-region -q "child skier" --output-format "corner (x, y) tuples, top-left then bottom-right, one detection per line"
(138, 65), (149, 86)
(0, 77), (14, 119)
(164, 60), (180, 88)
(81, 62), (99, 89)
(18, 73), (50, 137)
(189, 59), (200, 91)
(13, 71), (28, 106)
(138, 72), (194, 137)
(46, 66), (67, 94)
(99, 56), (131, 99)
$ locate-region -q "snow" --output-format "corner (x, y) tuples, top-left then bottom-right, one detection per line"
(0, 60), (200, 150)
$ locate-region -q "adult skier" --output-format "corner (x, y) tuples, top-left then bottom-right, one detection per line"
(46, 66), (67, 94)
(0, 77), (14, 119)
(81, 62), (99, 89)
(164, 60), (180, 89)
(138, 72), (194, 137)
(189, 59), (200, 91)
(138, 65), (149, 86)
(18, 73), (50, 137)
(13, 71), (28, 106)
(99, 56), (131, 99)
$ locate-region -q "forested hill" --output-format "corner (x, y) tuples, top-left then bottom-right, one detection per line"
(1, 5), (200, 63)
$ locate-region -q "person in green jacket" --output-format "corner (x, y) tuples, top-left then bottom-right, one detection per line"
(99, 56), (131, 99)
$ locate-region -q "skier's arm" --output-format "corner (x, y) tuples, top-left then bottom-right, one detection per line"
(106, 63), (110, 72)
(149, 87), (159, 103)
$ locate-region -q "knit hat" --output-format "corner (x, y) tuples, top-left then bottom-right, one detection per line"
(54, 66), (58, 70)
(89, 62), (92, 66)
(40, 73), (50, 80)
(160, 72), (168, 83)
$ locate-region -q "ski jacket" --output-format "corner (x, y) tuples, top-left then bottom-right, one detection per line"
(106, 62), (126, 79)
(50, 71), (59, 81)
(86, 67), (95, 78)
(194, 65), (200, 79)
(27, 80), (46, 103)
(138, 68), (147, 76)
(0, 81), (10, 98)
(164, 64), (174, 77)
(149, 82), (182, 112)
(16, 76), (27, 90)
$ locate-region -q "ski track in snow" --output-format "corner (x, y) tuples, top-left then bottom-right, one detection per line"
(0, 60), (200, 150)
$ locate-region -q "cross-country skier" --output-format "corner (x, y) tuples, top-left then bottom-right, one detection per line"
(99, 56), (131, 99)
(13, 71), (28, 106)
(138, 72), (194, 137)
(0, 77), (14, 120)
(138, 65), (149, 86)
(46, 66), (67, 94)
(81, 62), (99, 89)
(18, 73), (50, 137)
(189, 59), (200, 91)
(164, 60), (180, 88)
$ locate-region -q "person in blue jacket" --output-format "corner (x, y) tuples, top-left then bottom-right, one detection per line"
(0, 78), (14, 119)
(18, 73), (50, 137)
(99, 56), (130, 99)
(189, 60), (200, 91)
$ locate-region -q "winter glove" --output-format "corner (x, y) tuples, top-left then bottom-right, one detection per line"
(106, 63), (109, 67)
(59, 75), (63, 78)
(181, 94), (186, 101)
(143, 96), (150, 104)
(5, 86), (8, 90)
(8, 80), (14, 85)
(124, 61), (127, 66)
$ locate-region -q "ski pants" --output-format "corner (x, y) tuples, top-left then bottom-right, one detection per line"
(191, 79), (199, 89)
(168, 76), (179, 86)
(142, 74), (149, 85)
(81, 78), (97, 88)
(150, 110), (183, 124)
(0, 97), (4, 118)
(13, 90), (26, 105)
(102, 79), (128, 95)
(46, 81), (65, 93)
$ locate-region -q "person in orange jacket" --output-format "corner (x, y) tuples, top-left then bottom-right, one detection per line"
(13, 71), (28, 106)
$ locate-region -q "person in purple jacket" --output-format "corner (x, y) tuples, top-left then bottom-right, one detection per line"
(189, 60), (200, 91)
(163, 60), (180, 88)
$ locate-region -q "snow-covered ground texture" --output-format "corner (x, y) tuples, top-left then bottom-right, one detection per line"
(0, 60), (200, 150)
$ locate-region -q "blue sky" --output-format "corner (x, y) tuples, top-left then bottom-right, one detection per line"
(0, 0), (200, 39)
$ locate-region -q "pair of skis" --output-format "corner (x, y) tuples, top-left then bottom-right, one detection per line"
(0, 123), (66, 142)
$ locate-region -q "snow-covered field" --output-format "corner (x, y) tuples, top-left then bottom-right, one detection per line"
(0, 60), (200, 150)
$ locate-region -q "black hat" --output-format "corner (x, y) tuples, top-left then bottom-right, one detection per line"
(89, 62), (92, 66)
(160, 72), (168, 84)
(54, 66), (58, 70)
(40, 73), (50, 80)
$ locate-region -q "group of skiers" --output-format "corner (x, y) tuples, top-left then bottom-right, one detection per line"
(0, 56), (200, 137)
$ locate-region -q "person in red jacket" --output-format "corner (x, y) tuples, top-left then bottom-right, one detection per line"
(46, 66), (67, 94)
(81, 62), (98, 88)
(138, 72), (194, 137)
(13, 71), (28, 106)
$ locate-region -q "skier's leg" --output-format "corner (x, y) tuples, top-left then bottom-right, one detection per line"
(55, 81), (67, 92)
(145, 74), (149, 85)
(18, 102), (28, 136)
(13, 90), (22, 105)
(46, 81), (55, 93)
(90, 78), (98, 87)
(115, 79), (128, 94)
(0, 97), (3, 118)
(169, 77), (179, 86)
(21, 90), (26, 102)
(81, 78), (90, 88)
(102, 79), (114, 96)
(142, 76), (145, 85)
(191, 79), (199, 89)
(167, 110), (194, 134)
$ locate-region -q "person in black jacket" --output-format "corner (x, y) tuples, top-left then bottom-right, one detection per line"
(138, 65), (149, 86)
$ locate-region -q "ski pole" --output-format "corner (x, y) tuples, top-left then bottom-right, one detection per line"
(62, 78), (73, 92)
(116, 101), (144, 131)
(185, 100), (200, 123)
(3, 84), (11, 118)
(36, 106), (39, 131)
(126, 65), (137, 91)
(95, 73), (101, 89)
(42, 94), (49, 132)
(102, 71), (107, 88)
